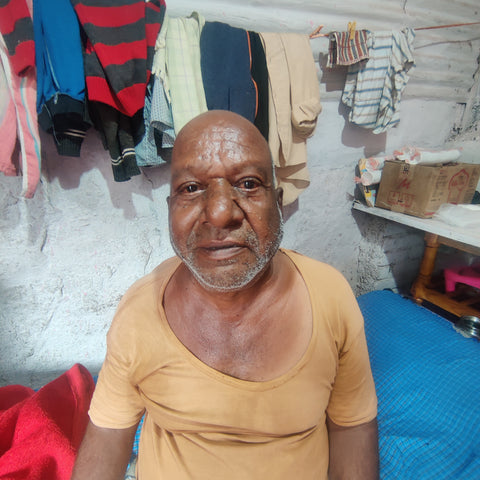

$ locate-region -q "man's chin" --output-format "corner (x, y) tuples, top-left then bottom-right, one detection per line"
(187, 262), (267, 293)
(172, 236), (282, 293)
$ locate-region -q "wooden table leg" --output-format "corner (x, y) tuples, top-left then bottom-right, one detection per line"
(411, 233), (440, 302)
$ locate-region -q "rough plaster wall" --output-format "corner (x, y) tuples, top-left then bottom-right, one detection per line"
(1, 1), (479, 387)
(282, 99), (456, 295)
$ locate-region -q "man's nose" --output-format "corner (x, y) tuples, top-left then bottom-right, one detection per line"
(204, 181), (243, 228)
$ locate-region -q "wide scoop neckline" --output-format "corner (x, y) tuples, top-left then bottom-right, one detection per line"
(157, 249), (317, 392)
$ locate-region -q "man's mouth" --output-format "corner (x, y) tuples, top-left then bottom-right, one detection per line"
(198, 242), (247, 260)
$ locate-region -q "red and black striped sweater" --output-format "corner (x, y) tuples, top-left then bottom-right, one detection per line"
(71, 0), (166, 118)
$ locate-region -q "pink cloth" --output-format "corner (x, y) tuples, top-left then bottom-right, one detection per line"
(0, 364), (95, 480)
(0, 33), (41, 198)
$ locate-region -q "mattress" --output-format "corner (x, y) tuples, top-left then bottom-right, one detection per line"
(358, 290), (480, 480)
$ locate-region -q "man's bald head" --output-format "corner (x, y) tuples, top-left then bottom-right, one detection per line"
(171, 110), (275, 180)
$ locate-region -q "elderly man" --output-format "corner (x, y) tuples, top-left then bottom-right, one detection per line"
(71, 110), (378, 480)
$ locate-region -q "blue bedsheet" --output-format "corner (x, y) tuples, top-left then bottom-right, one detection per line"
(358, 290), (480, 480)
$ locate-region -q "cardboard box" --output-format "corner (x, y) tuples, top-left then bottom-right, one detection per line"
(375, 160), (480, 218)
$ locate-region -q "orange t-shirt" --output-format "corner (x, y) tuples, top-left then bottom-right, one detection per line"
(89, 249), (377, 479)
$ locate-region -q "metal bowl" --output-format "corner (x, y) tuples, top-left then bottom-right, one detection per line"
(454, 315), (480, 340)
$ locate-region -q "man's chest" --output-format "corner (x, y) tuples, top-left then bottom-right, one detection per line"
(167, 282), (313, 382)
(136, 322), (337, 438)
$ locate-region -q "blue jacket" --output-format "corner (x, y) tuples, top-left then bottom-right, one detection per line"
(33, 0), (90, 156)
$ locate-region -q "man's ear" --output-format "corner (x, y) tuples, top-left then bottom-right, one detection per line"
(166, 196), (171, 207)
(275, 187), (283, 212)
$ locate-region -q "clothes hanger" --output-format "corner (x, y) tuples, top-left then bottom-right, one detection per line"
(347, 21), (357, 41)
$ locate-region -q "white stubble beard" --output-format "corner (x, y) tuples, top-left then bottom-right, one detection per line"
(171, 209), (284, 293)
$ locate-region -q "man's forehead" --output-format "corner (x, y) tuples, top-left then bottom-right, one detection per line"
(193, 129), (254, 159)
(171, 147), (271, 179)
(191, 123), (253, 150)
(172, 121), (271, 171)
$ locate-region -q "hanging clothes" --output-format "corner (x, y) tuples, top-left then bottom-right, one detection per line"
(150, 76), (175, 150)
(71, 0), (166, 180)
(341, 28), (415, 134)
(200, 21), (256, 124)
(0, 32), (41, 198)
(89, 104), (144, 182)
(259, 33), (322, 206)
(153, 12), (207, 135)
(71, 0), (166, 118)
(33, 0), (90, 157)
(327, 30), (370, 67)
(150, 12), (176, 152)
(0, 0), (35, 76)
(248, 30), (269, 140)
(135, 78), (172, 168)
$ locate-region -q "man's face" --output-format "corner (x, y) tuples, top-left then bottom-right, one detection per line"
(168, 112), (283, 292)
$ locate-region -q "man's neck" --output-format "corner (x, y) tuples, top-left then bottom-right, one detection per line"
(163, 249), (313, 381)
(178, 255), (280, 318)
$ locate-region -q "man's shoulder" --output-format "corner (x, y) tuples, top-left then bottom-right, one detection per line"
(115, 256), (181, 315)
(281, 248), (355, 302)
(282, 250), (363, 342)
(281, 248), (346, 280)
(105, 256), (181, 346)
(127, 256), (180, 291)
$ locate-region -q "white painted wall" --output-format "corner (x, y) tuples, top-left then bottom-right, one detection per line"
(1, 0), (479, 387)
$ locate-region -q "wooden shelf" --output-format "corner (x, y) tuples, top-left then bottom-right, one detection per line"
(353, 202), (480, 318)
(352, 202), (480, 252)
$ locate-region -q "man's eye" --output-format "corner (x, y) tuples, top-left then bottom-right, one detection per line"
(184, 184), (198, 193)
(239, 179), (259, 190)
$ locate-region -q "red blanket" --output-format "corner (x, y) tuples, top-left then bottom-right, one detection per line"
(0, 364), (94, 480)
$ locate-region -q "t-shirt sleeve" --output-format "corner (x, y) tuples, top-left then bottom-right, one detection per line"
(326, 278), (377, 426)
(89, 303), (146, 429)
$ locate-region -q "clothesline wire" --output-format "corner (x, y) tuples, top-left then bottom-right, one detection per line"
(309, 20), (480, 38)
(416, 21), (480, 31)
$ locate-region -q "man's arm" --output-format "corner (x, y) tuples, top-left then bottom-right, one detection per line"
(71, 420), (139, 480)
(326, 416), (379, 480)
